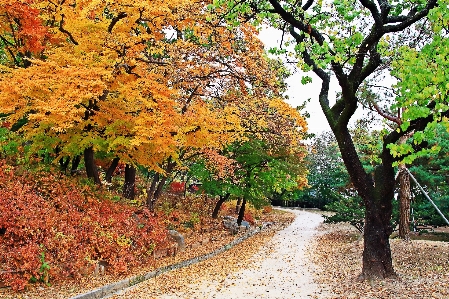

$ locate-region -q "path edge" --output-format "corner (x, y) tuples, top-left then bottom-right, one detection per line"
(69, 227), (264, 299)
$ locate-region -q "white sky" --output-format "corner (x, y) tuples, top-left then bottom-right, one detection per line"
(258, 27), (383, 135)
(258, 27), (332, 135)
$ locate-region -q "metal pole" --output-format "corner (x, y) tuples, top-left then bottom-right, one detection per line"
(405, 167), (449, 226)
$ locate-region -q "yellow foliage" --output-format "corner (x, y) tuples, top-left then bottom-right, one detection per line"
(0, 0), (308, 178)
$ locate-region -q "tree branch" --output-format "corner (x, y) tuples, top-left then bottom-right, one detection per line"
(59, 14), (78, 45)
(360, 0), (382, 27)
(108, 12), (128, 33)
(383, 0), (437, 33)
(370, 99), (402, 125)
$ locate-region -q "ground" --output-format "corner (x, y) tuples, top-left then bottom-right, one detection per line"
(1, 209), (448, 299)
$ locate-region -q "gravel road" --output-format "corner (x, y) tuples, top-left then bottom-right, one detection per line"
(115, 209), (326, 299)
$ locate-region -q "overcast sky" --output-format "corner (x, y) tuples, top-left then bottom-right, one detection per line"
(258, 27), (332, 135)
(258, 27), (385, 135)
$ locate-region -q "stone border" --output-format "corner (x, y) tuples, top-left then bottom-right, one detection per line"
(69, 227), (262, 299)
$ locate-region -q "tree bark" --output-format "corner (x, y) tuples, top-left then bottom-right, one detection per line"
(212, 193), (230, 219)
(105, 157), (120, 183)
(335, 127), (396, 279)
(83, 147), (101, 185)
(237, 197), (247, 226)
(146, 158), (176, 211)
(235, 197), (242, 214)
(59, 157), (70, 173)
(71, 155), (81, 175)
(361, 165), (396, 279)
(398, 165), (411, 240)
(123, 164), (136, 200)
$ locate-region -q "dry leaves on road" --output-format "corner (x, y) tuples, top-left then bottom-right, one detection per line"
(112, 209), (320, 299)
(312, 223), (449, 299)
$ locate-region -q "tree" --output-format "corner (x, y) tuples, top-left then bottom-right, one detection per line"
(296, 131), (350, 209)
(0, 0), (292, 207)
(408, 124), (449, 227)
(217, 0), (448, 278)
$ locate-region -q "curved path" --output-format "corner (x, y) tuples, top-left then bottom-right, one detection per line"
(115, 209), (325, 299)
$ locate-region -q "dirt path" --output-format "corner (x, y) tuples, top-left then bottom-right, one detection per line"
(114, 209), (326, 299)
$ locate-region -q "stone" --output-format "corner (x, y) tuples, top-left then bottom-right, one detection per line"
(153, 247), (167, 259)
(94, 261), (109, 276)
(201, 236), (210, 245)
(191, 242), (201, 249)
(239, 221), (250, 229)
(168, 230), (185, 252)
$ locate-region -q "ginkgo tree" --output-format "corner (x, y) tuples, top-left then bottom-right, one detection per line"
(215, 0), (449, 279)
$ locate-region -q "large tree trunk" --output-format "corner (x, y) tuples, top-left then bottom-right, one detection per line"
(335, 127), (396, 279)
(84, 147), (101, 185)
(212, 193), (230, 219)
(105, 157), (120, 183)
(398, 165), (411, 240)
(123, 164), (136, 200)
(361, 165), (396, 278)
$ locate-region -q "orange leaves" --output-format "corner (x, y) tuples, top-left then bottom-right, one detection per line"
(0, 0), (53, 59)
(0, 0), (309, 185)
(202, 148), (238, 179)
(0, 161), (168, 290)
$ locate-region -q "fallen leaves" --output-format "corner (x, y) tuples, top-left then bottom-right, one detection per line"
(311, 223), (449, 298)
(0, 209), (295, 299)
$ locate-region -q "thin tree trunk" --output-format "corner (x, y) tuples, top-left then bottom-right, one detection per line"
(398, 165), (411, 240)
(235, 197), (242, 214)
(146, 172), (160, 209)
(146, 159), (176, 211)
(71, 155), (81, 175)
(84, 147), (101, 185)
(123, 164), (136, 200)
(397, 133), (412, 240)
(147, 177), (168, 212)
(59, 157), (70, 173)
(212, 193), (230, 219)
(105, 157), (120, 183)
(237, 197), (247, 226)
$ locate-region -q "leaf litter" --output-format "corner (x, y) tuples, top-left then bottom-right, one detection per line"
(312, 222), (449, 298)
(2, 210), (448, 299)
(0, 209), (295, 299)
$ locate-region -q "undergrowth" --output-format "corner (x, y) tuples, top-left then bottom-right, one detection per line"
(0, 161), (167, 291)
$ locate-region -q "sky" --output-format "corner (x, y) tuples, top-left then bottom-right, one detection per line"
(258, 27), (332, 135)
(258, 27), (383, 135)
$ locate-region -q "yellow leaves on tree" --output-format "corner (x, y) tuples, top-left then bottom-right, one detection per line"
(0, 0), (309, 179)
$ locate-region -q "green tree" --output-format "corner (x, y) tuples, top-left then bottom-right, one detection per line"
(409, 124), (449, 227)
(215, 0), (449, 278)
(296, 131), (349, 209)
(191, 137), (307, 222)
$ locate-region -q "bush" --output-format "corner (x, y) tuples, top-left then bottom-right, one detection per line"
(0, 161), (167, 290)
(324, 196), (365, 234)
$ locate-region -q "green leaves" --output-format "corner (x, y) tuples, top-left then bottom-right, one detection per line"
(390, 34), (449, 164)
(301, 75), (313, 85)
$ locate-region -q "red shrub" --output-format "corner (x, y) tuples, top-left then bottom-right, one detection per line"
(244, 211), (255, 225)
(0, 161), (167, 290)
(169, 181), (185, 193)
